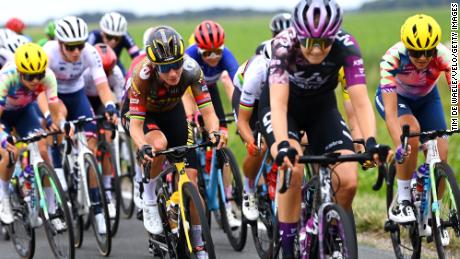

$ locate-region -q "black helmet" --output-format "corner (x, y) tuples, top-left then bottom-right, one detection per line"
(145, 26), (184, 64)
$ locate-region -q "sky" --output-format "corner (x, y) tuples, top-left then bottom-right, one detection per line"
(0, 0), (372, 25)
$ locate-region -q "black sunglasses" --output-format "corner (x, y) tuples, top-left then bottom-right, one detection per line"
(22, 72), (46, 82)
(64, 43), (85, 52)
(407, 48), (436, 58)
(105, 34), (121, 41)
(157, 59), (184, 73)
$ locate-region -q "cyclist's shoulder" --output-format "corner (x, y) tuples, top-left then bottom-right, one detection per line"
(183, 56), (203, 82)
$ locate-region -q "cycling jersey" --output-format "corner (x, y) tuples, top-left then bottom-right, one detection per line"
(379, 42), (451, 99)
(126, 52), (146, 80)
(127, 56), (212, 120)
(84, 65), (125, 102)
(43, 41), (108, 94)
(255, 39), (270, 55)
(269, 28), (366, 96)
(87, 29), (140, 60)
(0, 48), (13, 69)
(233, 54), (269, 111)
(0, 64), (58, 111)
(185, 44), (239, 87)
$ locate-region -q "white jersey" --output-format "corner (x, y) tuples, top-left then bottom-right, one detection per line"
(0, 48), (14, 68)
(233, 54), (269, 107)
(84, 64), (125, 102)
(43, 41), (107, 94)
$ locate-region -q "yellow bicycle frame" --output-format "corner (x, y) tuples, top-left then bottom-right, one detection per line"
(175, 160), (194, 253)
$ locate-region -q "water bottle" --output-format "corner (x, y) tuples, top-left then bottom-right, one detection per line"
(22, 165), (33, 201)
(414, 164), (428, 205)
(166, 191), (180, 234)
(205, 149), (212, 174)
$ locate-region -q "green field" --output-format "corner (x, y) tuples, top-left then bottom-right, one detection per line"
(25, 6), (457, 235)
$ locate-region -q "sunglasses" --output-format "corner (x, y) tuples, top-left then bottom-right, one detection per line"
(64, 43), (85, 52)
(298, 37), (334, 50)
(22, 72), (46, 82)
(157, 59), (184, 73)
(198, 47), (223, 58)
(105, 34), (121, 42)
(407, 48), (436, 58)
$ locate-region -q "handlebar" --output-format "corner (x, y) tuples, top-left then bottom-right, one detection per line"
(148, 141), (214, 163)
(401, 124), (460, 141)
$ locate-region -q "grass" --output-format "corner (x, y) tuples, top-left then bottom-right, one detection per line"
(23, 6), (458, 244)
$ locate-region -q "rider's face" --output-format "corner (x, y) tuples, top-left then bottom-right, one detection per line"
(60, 42), (85, 62)
(158, 66), (183, 86)
(409, 55), (433, 70)
(300, 44), (332, 65)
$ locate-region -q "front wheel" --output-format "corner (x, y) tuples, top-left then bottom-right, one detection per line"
(432, 162), (460, 259)
(118, 133), (135, 219)
(180, 182), (216, 259)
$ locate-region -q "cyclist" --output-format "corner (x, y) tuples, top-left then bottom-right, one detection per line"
(5, 17), (31, 41)
(265, 0), (384, 257)
(37, 20), (56, 47)
(375, 14), (451, 234)
(87, 12), (140, 75)
(232, 42), (272, 221)
(43, 16), (118, 234)
(0, 43), (66, 227)
(186, 20), (240, 227)
(121, 26), (224, 255)
(255, 12), (292, 54)
(0, 34), (30, 69)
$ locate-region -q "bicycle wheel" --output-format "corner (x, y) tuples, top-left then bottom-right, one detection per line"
(385, 164), (422, 259)
(318, 203), (357, 259)
(431, 162), (460, 259)
(217, 147), (247, 251)
(250, 188), (274, 258)
(118, 133), (135, 219)
(63, 155), (84, 248)
(98, 143), (121, 237)
(156, 189), (179, 259)
(38, 162), (75, 259)
(268, 212), (282, 259)
(84, 153), (112, 256)
(8, 178), (35, 259)
(180, 182), (216, 259)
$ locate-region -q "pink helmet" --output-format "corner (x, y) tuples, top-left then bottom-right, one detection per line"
(292, 0), (343, 39)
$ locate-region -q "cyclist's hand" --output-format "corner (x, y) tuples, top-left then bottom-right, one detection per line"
(1, 134), (17, 153)
(275, 140), (298, 169)
(365, 137), (391, 165)
(138, 144), (154, 164)
(395, 144), (411, 164)
(209, 131), (225, 150)
(246, 142), (260, 156)
(105, 103), (118, 124)
(362, 160), (376, 170)
(61, 121), (75, 137)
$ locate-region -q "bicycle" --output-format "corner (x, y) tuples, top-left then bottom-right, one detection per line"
(270, 145), (390, 259)
(140, 141), (216, 259)
(193, 114), (246, 251)
(383, 125), (460, 259)
(6, 131), (75, 259)
(61, 115), (111, 256)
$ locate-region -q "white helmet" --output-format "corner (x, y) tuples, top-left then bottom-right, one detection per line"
(4, 34), (30, 53)
(262, 39), (272, 60)
(0, 28), (17, 48)
(142, 27), (155, 49)
(55, 16), (88, 43)
(100, 12), (128, 36)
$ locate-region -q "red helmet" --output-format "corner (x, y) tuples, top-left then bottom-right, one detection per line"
(194, 20), (225, 50)
(5, 18), (26, 34)
(95, 43), (117, 74)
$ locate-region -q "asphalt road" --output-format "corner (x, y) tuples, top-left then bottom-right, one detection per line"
(0, 215), (395, 259)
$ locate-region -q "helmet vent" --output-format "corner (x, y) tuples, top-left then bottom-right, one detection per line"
(313, 8), (321, 28)
(406, 38), (415, 48)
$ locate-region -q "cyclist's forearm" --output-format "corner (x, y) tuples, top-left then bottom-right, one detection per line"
(37, 92), (50, 116)
(199, 105), (219, 133)
(129, 119), (149, 149)
(348, 84), (376, 140)
(182, 90), (197, 117)
(237, 110), (255, 144)
(220, 71), (234, 102)
(382, 92), (402, 146)
(270, 83), (289, 142)
(343, 100), (363, 140)
(95, 82), (116, 106)
(49, 102), (65, 125)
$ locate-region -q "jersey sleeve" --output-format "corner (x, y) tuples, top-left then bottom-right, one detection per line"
(339, 32), (366, 87)
(87, 30), (99, 45)
(240, 57), (265, 110)
(128, 61), (150, 120)
(221, 48), (239, 80)
(84, 44), (108, 86)
(109, 65), (126, 102)
(42, 68), (59, 104)
(436, 43), (452, 87)
(123, 33), (140, 58)
(379, 43), (403, 92)
(269, 28), (294, 86)
(184, 58), (212, 109)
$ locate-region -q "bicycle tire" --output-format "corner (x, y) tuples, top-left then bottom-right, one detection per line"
(181, 182), (216, 259)
(38, 162), (75, 259)
(63, 155), (84, 248)
(432, 162), (460, 259)
(386, 163), (422, 259)
(318, 203), (357, 259)
(98, 142), (121, 237)
(157, 190), (179, 259)
(8, 176), (35, 259)
(217, 147), (247, 251)
(84, 153), (112, 256)
(268, 212), (282, 259)
(118, 132), (135, 219)
(250, 190), (274, 259)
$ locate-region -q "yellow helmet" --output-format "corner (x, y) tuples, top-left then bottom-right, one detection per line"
(15, 42), (48, 74)
(400, 14), (441, 51)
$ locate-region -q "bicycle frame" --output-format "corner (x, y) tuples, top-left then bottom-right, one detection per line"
(253, 150), (276, 213)
(199, 147), (227, 212)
